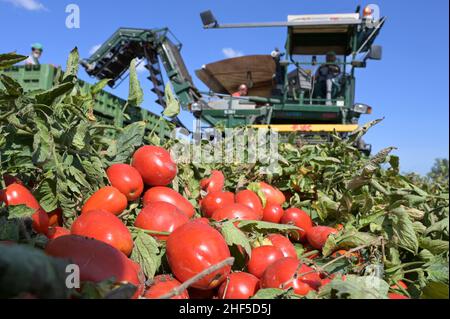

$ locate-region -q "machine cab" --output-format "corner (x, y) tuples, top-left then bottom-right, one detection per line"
(196, 5), (385, 130)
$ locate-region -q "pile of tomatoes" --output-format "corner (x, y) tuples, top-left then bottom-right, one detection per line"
(0, 145), (409, 299)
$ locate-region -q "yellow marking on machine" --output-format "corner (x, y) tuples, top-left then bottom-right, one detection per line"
(250, 124), (359, 133)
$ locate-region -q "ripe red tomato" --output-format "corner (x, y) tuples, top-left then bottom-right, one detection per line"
(71, 209), (133, 256)
(307, 226), (339, 250)
(280, 208), (313, 242)
(166, 221), (231, 290)
(200, 191), (235, 218)
(81, 186), (128, 216)
(200, 170), (225, 193)
(247, 246), (284, 278)
(143, 187), (195, 218)
(262, 203), (284, 223)
(267, 234), (297, 259)
(48, 208), (63, 227)
(236, 190), (263, 220)
(212, 203), (261, 222)
(260, 257), (322, 296)
(46, 235), (142, 289)
(132, 145), (177, 186)
(391, 280), (408, 290)
(47, 226), (70, 240)
(218, 272), (260, 299)
(107, 164), (144, 201)
(259, 182), (286, 206)
(134, 202), (189, 240)
(388, 293), (409, 299)
(0, 183), (49, 235)
(144, 275), (189, 299)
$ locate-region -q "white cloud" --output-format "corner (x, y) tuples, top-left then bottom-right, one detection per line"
(222, 47), (244, 59)
(3, 0), (46, 11)
(89, 44), (101, 55)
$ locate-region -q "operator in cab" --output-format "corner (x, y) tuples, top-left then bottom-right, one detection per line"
(232, 84), (248, 97)
(315, 51), (341, 105)
(24, 43), (43, 66)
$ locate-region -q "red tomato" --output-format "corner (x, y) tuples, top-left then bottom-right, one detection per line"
(143, 187), (195, 218)
(81, 186), (128, 216)
(134, 202), (189, 240)
(71, 210), (133, 256)
(132, 145), (177, 186)
(166, 221), (231, 290)
(48, 208), (63, 227)
(0, 183), (49, 234)
(388, 293), (409, 299)
(200, 170), (225, 193)
(262, 203), (284, 223)
(280, 208), (313, 242)
(200, 191), (235, 218)
(267, 234), (297, 259)
(236, 190), (263, 220)
(321, 277), (333, 287)
(212, 203), (261, 222)
(259, 182), (286, 206)
(107, 164), (144, 201)
(391, 280), (408, 290)
(260, 257), (322, 296)
(46, 235), (142, 289)
(144, 275), (189, 299)
(47, 226), (70, 240)
(307, 226), (339, 250)
(247, 246), (284, 278)
(218, 272), (260, 299)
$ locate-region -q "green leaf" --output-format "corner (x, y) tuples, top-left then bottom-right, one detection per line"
(130, 231), (161, 280)
(7, 205), (36, 220)
(0, 74), (23, 96)
(35, 81), (75, 105)
(72, 121), (89, 150)
(108, 121), (145, 163)
(419, 237), (449, 255)
(251, 288), (300, 299)
(162, 83), (180, 118)
(237, 220), (301, 236)
(389, 208), (419, 254)
(35, 179), (58, 213)
(0, 217), (20, 241)
(421, 282), (449, 299)
(0, 244), (70, 298)
(220, 221), (252, 257)
(128, 59), (144, 107)
(323, 230), (378, 257)
(90, 78), (111, 95)
(63, 47), (79, 80)
(247, 182), (267, 207)
(319, 275), (389, 299)
(0, 52), (27, 70)
(32, 117), (54, 164)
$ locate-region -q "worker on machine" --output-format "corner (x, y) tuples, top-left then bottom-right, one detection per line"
(24, 43), (43, 66)
(315, 51), (341, 105)
(232, 84), (248, 97)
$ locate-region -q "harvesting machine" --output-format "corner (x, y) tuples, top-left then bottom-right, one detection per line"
(80, 4), (385, 153)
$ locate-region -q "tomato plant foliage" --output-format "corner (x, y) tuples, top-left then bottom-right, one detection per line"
(0, 50), (448, 299)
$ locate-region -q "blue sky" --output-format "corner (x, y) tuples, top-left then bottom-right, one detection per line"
(1, 0), (448, 174)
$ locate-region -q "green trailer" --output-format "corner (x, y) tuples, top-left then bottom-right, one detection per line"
(0, 64), (174, 140)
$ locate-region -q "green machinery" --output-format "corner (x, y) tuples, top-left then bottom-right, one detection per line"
(80, 5), (385, 153)
(1, 64), (175, 139)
